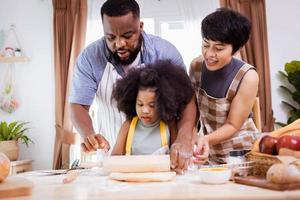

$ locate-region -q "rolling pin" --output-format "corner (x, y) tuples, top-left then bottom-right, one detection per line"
(103, 155), (171, 173)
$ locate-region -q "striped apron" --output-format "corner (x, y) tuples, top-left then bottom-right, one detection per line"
(95, 62), (126, 149)
(125, 116), (169, 155)
(95, 52), (143, 151)
(196, 64), (258, 164)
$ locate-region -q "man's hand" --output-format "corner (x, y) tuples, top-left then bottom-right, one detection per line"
(193, 136), (209, 164)
(81, 134), (110, 153)
(170, 138), (193, 174)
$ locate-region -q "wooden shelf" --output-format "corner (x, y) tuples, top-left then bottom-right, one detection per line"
(0, 56), (29, 63)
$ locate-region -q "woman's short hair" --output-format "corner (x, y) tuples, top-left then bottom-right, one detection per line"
(201, 8), (251, 54)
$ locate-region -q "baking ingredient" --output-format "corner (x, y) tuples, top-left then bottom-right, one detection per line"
(200, 167), (227, 172)
(259, 135), (278, 155)
(199, 167), (232, 184)
(266, 163), (300, 184)
(276, 135), (300, 153)
(109, 172), (176, 182)
(0, 152), (10, 182)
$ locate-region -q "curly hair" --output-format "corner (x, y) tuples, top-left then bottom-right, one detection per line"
(112, 60), (194, 123)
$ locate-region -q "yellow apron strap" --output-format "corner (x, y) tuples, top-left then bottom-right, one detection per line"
(125, 116), (139, 155)
(160, 121), (168, 147)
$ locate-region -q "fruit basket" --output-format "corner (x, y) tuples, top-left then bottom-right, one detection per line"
(245, 151), (280, 176)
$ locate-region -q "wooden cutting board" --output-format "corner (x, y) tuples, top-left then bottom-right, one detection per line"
(234, 176), (300, 191)
(0, 176), (33, 198)
(109, 172), (176, 182)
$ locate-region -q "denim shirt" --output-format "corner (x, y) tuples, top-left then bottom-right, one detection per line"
(69, 31), (185, 105)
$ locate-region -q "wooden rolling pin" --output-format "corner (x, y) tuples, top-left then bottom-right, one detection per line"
(103, 155), (171, 173)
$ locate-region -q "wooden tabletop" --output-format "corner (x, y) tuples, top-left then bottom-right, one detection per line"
(6, 169), (300, 200)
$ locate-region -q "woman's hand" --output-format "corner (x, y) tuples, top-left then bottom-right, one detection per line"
(193, 136), (209, 164)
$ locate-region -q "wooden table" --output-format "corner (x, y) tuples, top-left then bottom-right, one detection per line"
(7, 169), (300, 200)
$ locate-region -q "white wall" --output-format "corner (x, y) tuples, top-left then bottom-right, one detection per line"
(266, 0), (300, 124)
(0, 0), (54, 170)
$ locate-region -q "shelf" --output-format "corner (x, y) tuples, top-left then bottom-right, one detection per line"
(0, 56), (29, 63)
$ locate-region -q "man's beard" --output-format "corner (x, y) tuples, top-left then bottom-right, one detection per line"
(111, 38), (142, 65)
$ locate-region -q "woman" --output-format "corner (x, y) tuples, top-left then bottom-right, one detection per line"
(191, 8), (259, 164)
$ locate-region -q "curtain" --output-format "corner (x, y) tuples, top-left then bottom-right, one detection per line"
(175, 0), (202, 67)
(220, 0), (274, 132)
(173, 0), (219, 68)
(52, 0), (87, 169)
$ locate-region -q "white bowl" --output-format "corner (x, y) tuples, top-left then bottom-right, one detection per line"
(198, 167), (232, 184)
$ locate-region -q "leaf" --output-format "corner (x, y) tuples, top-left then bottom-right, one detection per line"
(287, 110), (300, 124)
(282, 100), (297, 111)
(280, 85), (293, 96)
(0, 121), (32, 145)
(288, 71), (300, 90)
(278, 70), (288, 78)
(11, 121), (29, 136)
(285, 60), (300, 74)
(0, 122), (4, 137)
(292, 91), (300, 105)
(274, 122), (287, 127)
(1, 122), (9, 140)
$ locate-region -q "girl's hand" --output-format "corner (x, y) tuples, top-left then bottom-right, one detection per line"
(193, 136), (209, 164)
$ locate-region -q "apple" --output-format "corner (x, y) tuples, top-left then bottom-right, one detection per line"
(259, 135), (278, 155)
(276, 135), (300, 153)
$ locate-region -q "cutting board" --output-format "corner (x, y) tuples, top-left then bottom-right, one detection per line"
(0, 176), (33, 198)
(109, 172), (176, 182)
(234, 176), (300, 191)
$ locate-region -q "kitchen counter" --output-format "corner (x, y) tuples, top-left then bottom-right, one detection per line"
(7, 169), (300, 200)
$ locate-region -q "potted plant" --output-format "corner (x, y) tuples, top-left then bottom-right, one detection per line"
(0, 121), (32, 161)
(277, 60), (300, 126)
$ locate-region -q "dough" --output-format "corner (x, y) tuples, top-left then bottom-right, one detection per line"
(109, 171), (176, 182)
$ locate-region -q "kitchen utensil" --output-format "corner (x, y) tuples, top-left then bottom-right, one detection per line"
(0, 176), (33, 198)
(234, 176), (300, 191)
(103, 155), (170, 173)
(109, 171), (176, 182)
(198, 167), (232, 184)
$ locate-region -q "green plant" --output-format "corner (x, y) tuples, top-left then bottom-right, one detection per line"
(278, 60), (300, 126)
(0, 121), (32, 146)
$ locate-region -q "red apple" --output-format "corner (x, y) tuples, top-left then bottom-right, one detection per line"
(276, 135), (300, 153)
(259, 135), (278, 155)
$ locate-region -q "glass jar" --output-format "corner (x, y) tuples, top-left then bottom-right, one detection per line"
(227, 150), (250, 176)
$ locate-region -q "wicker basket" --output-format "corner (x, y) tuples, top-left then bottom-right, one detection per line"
(245, 151), (281, 176)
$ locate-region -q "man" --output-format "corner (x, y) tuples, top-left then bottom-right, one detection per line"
(69, 0), (207, 173)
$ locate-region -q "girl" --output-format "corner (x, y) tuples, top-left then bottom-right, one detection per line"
(190, 8), (259, 164)
(111, 60), (194, 155)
